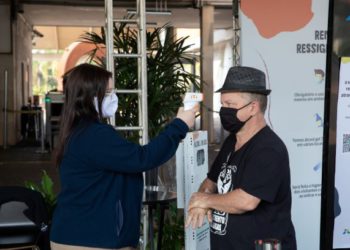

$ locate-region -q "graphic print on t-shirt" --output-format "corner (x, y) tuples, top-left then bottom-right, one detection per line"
(210, 152), (237, 235)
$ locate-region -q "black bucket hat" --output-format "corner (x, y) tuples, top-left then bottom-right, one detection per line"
(216, 66), (271, 95)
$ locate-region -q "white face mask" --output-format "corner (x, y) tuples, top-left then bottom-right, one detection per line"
(94, 92), (119, 118)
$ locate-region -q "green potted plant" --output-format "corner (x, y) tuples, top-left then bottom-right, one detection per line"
(80, 20), (199, 141)
(25, 170), (57, 220)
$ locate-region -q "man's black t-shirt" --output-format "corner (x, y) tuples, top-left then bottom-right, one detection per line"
(208, 126), (297, 250)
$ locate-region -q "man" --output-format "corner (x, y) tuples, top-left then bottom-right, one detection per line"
(186, 66), (297, 250)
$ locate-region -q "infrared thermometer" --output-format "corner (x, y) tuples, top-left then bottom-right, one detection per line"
(183, 92), (203, 111)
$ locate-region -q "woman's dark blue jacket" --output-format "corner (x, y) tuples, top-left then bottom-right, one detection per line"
(50, 118), (188, 248)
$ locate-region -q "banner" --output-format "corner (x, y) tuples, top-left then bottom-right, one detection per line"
(333, 57), (350, 248)
(240, 1), (329, 249)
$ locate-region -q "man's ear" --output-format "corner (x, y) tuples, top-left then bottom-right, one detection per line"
(251, 101), (259, 115)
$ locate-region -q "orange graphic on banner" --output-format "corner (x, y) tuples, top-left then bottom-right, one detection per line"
(241, 0), (314, 39)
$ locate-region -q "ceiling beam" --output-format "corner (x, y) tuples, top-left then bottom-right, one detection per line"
(19, 0), (196, 8)
(19, 0), (232, 8)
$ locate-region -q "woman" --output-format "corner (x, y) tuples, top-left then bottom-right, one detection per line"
(50, 63), (197, 250)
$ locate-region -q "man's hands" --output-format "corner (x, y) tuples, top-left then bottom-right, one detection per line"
(185, 207), (212, 229)
(185, 178), (261, 230)
(188, 192), (210, 210)
(185, 192), (212, 229)
(185, 179), (217, 230)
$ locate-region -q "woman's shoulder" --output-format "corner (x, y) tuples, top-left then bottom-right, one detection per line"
(87, 121), (116, 135)
(72, 121), (117, 140)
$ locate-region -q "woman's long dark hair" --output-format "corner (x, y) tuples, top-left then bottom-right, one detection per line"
(55, 63), (112, 166)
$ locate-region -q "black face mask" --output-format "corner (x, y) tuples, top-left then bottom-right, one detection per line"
(219, 102), (252, 134)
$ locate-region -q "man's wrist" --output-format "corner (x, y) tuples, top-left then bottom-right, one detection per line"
(203, 193), (212, 209)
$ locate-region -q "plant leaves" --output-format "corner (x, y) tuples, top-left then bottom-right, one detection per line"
(80, 20), (200, 143)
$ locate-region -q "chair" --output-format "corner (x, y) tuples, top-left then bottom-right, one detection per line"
(0, 186), (49, 250)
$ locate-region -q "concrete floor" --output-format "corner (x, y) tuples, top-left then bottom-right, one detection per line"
(0, 140), (60, 194)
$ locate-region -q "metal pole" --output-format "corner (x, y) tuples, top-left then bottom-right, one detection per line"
(232, 0), (241, 66)
(40, 110), (46, 152)
(137, 0), (143, 142)
(105, 0), (116, 126)
(3, 70), (8, 149)
(105, 0), (114, 76)
(200, 5), (215, 143)
(36, 110), (47, 153)
(139, 0), (149, 248)
(140, 0), (148, 145)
